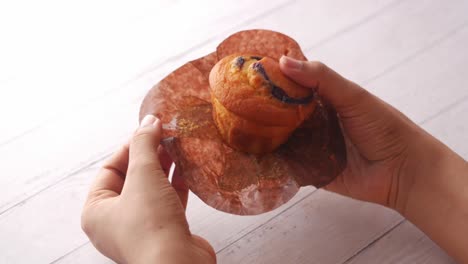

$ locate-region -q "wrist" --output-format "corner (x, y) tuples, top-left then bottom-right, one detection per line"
(400, 134), (467, 219)
(119, 228), (185, 264)
(132, 242), (187, 264)
(125, 233), (216, 264)
(397, 131), (468, 262)
(392, 131), (440, 216)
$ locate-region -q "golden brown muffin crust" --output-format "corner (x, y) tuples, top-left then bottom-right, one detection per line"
(209, 55), (315, 127)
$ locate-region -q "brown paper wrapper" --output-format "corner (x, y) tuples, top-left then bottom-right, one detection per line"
(139, 30), (346, 215)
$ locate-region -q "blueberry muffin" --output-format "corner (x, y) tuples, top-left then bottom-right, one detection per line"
(209, 55), (316, 154)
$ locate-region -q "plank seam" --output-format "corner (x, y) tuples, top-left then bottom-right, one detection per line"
(360, 20), (468, 87)
(47, 190), (319, 263)
(3, 0), (466, 225)
(49, 241), (91, 264)
(342, 219), (407, 264)
(3, 4), (466, 221)
(4, 1), (468, 262)
(1, 0), (405, 148)
(0, 151), (112, 216)
(0, 0), (406, 216)
(0, 0), (412, 215)
(0, 0), (296, 149)
(305, 0), (404, 52)
(420, 94), (468, 125)
(0, 0), (297, 216)
(215, 189), (318, 254)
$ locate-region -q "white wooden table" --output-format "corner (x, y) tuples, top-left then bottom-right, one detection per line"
(1, 0), (467, 263)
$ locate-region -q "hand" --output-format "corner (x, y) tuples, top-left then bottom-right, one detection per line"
(280, 56), (418, 210)
(280, 56), (468, 263)
(81, 115), (216, 264)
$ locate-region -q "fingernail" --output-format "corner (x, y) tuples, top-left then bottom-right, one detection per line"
(140, 114), (157, 128)
(280, 56), (303, 70)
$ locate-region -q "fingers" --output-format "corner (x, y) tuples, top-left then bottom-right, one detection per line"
(172, 166), (189, 209)
(86, 144), (129, 204)
(158, 145), (173, 176)
(102, 115), (188, 208)
(191, 235), (217, 262)
(124, 115), (169, 193)
(159, 145), (189, 208)
(159, 145), (189, 207)
(279, 56), (371, 114)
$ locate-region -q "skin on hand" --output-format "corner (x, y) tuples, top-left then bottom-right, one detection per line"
(280, 56), (468, 263)
(280, 55), (417, 210)
(81, 56), (467, 263)
(81, 115), (216, 264)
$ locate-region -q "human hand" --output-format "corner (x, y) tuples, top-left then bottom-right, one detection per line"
(280, 56), (468, 263)
(81, 115), (216, 264)
(280, 56), (419, 211)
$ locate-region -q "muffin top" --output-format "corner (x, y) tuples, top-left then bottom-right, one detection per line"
(209, 55), (315, 127)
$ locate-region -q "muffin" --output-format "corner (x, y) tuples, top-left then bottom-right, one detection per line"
(209, 55), (316, 154)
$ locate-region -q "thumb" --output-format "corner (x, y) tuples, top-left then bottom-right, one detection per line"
(279, 56), (370, 114)
(124, 114), (167, 193)
(280, 56), (413, 160)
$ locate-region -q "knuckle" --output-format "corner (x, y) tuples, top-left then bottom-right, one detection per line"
(351, 84), (372, 102)
(308, 61), (328, 75)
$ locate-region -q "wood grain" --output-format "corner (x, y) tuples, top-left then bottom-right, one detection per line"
(309, 0), (468, 84)
(0, 160), (315, 263)
(0, 0), (292, 145)
(349, 114), (467, 263)
(423, 100), (468, 158)
(1, 0), (467, 263)
(370, 25), (468, 125)
(346, 221), (456, 264)
(0, 0), (296, 214)
(0, 0), (397, 215)
(216, 191), (401, 264)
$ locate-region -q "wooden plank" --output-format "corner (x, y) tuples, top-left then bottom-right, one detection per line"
(216, 191), (401, 264)
(0, 0), (294, 214)
(0, 0), (291, 145)
(346, 221), (456, 264)
(422, 99), (468, 159)
(2, 0), (406, 258)
(0, 158), (316, 263)
(0, 0), (397, 215)
(213, 8), (468, 264)
(308, 0), (468, 84)
(51, 243), (113, 264)
(369, 25), (468, 125)
(56, 10), (468, 264)
(344, 99), (468, 263)
(0, 0), (468, 262)
(0, 165), (100, 263)
(186, 189), (316, 251)
(236, 0), (402, 54)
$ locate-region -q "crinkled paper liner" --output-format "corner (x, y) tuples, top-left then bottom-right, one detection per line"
(139, 29), (346, 215)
